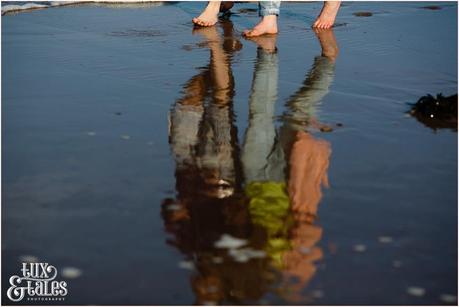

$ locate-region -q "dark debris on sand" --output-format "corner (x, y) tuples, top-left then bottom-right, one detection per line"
(353, 12), (373, 17)
(408, 93), (458, 131)
(420, 5), (442, 10)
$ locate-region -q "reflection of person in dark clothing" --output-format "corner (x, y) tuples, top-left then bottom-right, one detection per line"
(163, 20), (273, 305)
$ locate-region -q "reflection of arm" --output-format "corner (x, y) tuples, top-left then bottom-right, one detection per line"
(288, 131), (331, 217)
(285, 56), (335, 125)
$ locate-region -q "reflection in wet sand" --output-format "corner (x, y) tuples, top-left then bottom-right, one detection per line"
(162, 21), (338, 304)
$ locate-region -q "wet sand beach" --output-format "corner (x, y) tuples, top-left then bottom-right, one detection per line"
(2, 1), (457, 305)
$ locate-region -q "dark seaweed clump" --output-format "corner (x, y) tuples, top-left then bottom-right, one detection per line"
(420, 6), (442, 10)
(408, 93), (457, 131)
(353, 12), (373, 17)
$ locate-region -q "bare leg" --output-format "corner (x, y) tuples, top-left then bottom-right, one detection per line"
(313, 1), (341, 29)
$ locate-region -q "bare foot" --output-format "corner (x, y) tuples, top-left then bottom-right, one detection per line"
(243, 15), (278, 37)
(193, 1), (221, 27)
(313, 28), (339, 61)
(244, 34), (277, 53)
(313, 1), (341, 29)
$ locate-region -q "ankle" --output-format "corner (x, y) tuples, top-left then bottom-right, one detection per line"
(207, 1), (221, 8)
(262, 15), (277, 23)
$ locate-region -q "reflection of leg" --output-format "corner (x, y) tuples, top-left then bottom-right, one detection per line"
(242, 48), (279, 183)
(243, 1), (279, 37)
(170, 72), (208, 167)
(283, 55), (336, 129)
(195, 24), (238, 195)
(193, 26), (233, 105)
(197, 102), (236, 195)
(282, 28), (338, 131)
(314, 28), (339, 61)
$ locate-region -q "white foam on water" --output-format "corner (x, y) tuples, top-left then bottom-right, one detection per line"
(2, 3), (49, 15)
(2, 1), (164, 15)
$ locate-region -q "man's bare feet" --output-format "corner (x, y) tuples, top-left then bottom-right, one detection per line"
(244, 34), (277, 53)
(243, 15), (278, 37)
(192, 1), (221, 27)
(313, 1), (341, 29)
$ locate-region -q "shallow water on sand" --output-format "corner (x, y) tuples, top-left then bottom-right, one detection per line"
(2, 2), (457, 305)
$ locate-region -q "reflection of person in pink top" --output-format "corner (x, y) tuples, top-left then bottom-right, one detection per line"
(289, 131), (331, 220)
(242, 27), (338, 301)
(281, 28), (338, 301)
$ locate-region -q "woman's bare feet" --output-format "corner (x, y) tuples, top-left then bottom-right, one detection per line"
(243, 15), (278, 37)
(192, 1), (221, 27)
(313, 1), (341, 29)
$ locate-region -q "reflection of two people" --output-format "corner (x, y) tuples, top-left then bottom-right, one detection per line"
(163, 20), (339, 304)
(164, 21), (269, 304)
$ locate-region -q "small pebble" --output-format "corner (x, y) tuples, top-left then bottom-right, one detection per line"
(87, 131), (96, 136)
(440, 294), (457, 303)
(61, 267), (82, 279)
(120, 135), (130, 140)
(353, 244), (366, 252)
(320, 126), (333, 132)
(378, 236), (393, 243)
(406, 286), (425, 297)
(353, 11), (373, 17)
(420, 5), (441, 10)
(19, 255), (38, 263)
(178, 260), (194, 270)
